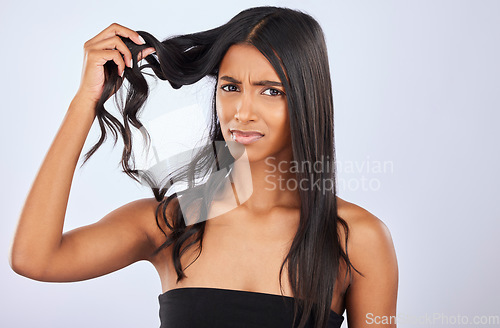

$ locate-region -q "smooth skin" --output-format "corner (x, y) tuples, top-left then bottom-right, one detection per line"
(9, 24), (398, 328)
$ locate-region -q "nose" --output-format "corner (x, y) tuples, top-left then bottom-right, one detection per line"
(234, 92), (257, 123)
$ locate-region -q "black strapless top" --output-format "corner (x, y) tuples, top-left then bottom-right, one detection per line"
(158, 287), (344, 328)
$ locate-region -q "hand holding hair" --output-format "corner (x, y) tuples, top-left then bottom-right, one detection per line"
(82, 27), (221, 182)
(76, 22), (151, 106)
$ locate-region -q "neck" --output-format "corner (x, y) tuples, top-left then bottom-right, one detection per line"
(228, 150), (300, 215)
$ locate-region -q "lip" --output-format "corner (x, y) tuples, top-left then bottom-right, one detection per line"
(229, 129), (264, 145)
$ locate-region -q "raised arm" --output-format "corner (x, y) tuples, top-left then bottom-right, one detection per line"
(8, 23), (159, 282)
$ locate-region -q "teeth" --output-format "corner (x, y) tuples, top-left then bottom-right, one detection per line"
(230, 130), (263, 144)
(232, 131), (263, 137)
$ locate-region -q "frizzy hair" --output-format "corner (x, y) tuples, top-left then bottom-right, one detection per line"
(80, 6), (362, 328)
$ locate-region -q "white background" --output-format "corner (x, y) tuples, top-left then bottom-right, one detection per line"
(1, 0), (499, 327)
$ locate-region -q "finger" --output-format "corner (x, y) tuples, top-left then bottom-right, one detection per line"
(137, 47), (156, 61)
(89, 49), (127, 76)
(87, 23), (145, 48)
(87, 35), (134, 68)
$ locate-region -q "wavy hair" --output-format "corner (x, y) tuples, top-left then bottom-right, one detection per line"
(81, 6), (362, 328)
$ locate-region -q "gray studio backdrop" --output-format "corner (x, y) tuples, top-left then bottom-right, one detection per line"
(1, 0), (499, 327)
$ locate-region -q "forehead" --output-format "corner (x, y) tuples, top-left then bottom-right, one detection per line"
(218, 44), (280, 80)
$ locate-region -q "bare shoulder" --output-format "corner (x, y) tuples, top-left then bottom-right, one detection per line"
(336, 198), (398, 326)
(336, 197), (394, 245)
(337, 198), (399, 320)
(335, 196), (398, 281)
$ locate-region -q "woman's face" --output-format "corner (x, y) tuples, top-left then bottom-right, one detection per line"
(216, 44), (292, 163)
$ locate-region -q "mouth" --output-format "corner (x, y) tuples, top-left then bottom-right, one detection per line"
(229, 129), (264, 145)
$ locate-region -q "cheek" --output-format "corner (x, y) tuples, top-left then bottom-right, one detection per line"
(216, 94), (233, 142)
(268, 103), (290, 134)
(215, 93), (231, 124)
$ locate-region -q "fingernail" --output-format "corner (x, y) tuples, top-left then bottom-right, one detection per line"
(138, 35), (146, 44)
(130, 58), (133, 68)
(121, 69), (125, 78)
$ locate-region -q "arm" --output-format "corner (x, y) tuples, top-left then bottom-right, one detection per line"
(343, 207), (399, 327)
(11, 194), (161, 282)
(8, 23), (158, 282)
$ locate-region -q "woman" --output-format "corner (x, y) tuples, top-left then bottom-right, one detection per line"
(9, 6), (398, 328)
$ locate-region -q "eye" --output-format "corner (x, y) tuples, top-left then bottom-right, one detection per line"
(221, 84), (239, 92)
(262, 88), (284, 96)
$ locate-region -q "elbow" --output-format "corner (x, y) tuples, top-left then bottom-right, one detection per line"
(8, 248), (46, 281)
(9, 257), (29, 278)
(9, 251), (28, 277)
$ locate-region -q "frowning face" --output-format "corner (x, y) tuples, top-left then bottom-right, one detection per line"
(216, 43), (292, 163)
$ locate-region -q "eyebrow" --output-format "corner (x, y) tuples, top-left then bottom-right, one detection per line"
(220, 75), (283, 87)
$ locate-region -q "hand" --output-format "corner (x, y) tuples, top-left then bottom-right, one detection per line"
(76, 23), (156, 105)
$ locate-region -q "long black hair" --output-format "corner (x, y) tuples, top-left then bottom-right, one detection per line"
(81, 6), (361, 328)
